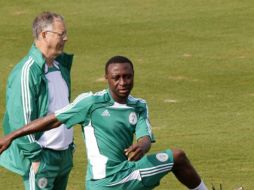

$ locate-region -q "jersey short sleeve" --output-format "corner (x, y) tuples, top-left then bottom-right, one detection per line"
(55, 92), (93, 128)
(135, 104), (155, 142)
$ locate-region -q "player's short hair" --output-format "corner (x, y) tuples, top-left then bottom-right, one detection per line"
(32, 11), (64, 39)
(105, 56), (134, 74)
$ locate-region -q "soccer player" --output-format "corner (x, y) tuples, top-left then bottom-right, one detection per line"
(0, 56), (207, 190)
(0, 12), (74, 190)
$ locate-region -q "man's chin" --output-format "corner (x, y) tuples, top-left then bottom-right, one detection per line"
(55, 50), (64, 56)
(118, 92), (130, 98)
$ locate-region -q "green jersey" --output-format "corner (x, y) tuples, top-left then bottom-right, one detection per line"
(55, 89), (155, 180)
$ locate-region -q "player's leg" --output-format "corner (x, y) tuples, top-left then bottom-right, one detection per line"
(135, 149), (174, 189)
(23, 157), (57, 190)
(53, 147), (73, 190)
(25, 148), (69, 190)
(171, 148), (207, 190)
(34, 149), (59, 190)
(86, 150), (173, 190)
(86, 177), (151, 190)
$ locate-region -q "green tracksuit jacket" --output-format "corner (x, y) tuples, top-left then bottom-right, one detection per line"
(0, 44), (73, 176)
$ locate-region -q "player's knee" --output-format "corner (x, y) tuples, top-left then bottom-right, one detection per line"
(172, 148), (188, 166)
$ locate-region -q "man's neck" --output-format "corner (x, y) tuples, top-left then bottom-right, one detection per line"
(45, 59), (54, 67)
(35, 41), (55, 67)
(109, 91), (128, 104)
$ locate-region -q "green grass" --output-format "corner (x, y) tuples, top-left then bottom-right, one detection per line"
(1, 0), (254, 189)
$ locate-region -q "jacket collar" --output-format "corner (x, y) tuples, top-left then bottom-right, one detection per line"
(28, 43), (46, 69)
(44, 61), (60, 73)
(28, 43), (74, 72)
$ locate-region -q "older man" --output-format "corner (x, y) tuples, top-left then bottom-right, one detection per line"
(0, 12), (74, 190)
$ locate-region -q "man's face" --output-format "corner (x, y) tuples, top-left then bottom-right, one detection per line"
(45, 19), (67, 57)
(105, 62), (134, 104)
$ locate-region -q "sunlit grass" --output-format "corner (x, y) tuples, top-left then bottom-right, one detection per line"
(0, 1), (254, 189)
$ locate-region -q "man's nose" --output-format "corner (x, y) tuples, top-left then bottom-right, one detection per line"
(119, 77), (126, 85)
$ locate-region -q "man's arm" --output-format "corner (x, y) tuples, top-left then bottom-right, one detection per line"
(124, 135), (152, 161)
(0, 114), (61, 154)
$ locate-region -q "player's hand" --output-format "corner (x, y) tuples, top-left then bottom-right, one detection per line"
(124, 144), (145, 161)
(32, 161), (41, 174)
(0, 136), (12, 154)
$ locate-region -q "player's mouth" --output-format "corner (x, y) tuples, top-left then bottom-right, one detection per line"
(118, 88), (130, 94)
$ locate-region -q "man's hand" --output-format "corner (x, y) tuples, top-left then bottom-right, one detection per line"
(124, 136), (152, 161)
(0, 135), (12, 154)
(125, 143), (145, 161)
(32, 161), (41, 174)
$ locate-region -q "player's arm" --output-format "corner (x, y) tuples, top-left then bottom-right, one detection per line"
(125, 135), (152, 161)
(0, 91), (94, 154)
(0, 114), (61, 154)
(125, 100), (155, 161)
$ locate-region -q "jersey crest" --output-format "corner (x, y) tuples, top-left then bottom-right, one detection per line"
(156, 153), (169, 162)
(129, 112), (137, 125)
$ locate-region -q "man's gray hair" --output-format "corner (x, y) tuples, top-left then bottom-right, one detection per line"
(32, 11), (64, 39)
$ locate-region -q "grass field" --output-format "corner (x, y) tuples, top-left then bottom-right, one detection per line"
(1, 0), (254, 189)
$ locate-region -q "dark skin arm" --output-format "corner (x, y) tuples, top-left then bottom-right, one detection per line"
(0, 114), (61, 154)
(124, 135), (151, 161)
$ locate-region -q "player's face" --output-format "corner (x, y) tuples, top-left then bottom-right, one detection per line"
(44, 19), (67, 57)
(106, 62), (134, 104)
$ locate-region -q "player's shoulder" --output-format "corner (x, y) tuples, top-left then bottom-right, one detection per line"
(74, 91), (93, 101)
(73, 89), (108, 104)
(93, 89), (108, 97)
(93, 89), (110, 103)
(128, 95), (148, 109)
(128, 95), (147, 103)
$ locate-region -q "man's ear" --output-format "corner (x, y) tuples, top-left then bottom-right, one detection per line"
(41, 31), (47, 39)
(105, 74), (108, 80)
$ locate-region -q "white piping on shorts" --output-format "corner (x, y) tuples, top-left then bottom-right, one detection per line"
(107, 163), (173, 186)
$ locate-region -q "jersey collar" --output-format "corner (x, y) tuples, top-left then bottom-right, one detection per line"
(105, 88), (138, 106)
